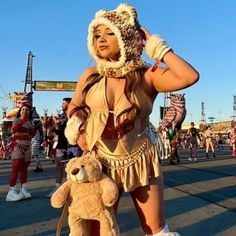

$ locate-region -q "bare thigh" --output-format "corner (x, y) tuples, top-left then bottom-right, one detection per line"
(209, 141), (215, 151)
(206, 140), (212, 150)
(130, 175), (165, 234)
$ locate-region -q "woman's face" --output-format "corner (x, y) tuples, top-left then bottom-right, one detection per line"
(20, 106), (30, 118)
(94, 25), (120, 61)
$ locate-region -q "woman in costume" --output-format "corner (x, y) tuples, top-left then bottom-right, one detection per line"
(230, 122), (236, 156)
(6, 103), (35, 201)
(204, 125), (216, 158)
(66, 3), (199, 236)
(32, 119), (44, 172)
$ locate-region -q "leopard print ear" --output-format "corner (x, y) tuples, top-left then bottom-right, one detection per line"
(116, 3), (137, 26)
(95, 9), (107, 18)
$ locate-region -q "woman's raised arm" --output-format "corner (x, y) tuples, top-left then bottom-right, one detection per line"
(141, 26), (199, 93)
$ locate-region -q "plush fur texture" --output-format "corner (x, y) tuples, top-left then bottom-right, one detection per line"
(64, 116), (82, 145)
(145, 35), (171, 61)
(51, 153), (120, 236)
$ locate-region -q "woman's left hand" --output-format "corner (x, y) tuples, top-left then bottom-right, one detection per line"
(140, 26), (151, 41)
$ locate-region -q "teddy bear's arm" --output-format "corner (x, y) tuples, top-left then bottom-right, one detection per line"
(51, 181), (72, 208)
(100, 176), (119, 207)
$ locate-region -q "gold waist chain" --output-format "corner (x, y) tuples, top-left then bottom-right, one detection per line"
(97, 138), (150, 170)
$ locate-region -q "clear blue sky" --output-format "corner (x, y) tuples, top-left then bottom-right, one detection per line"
(0, 0), (235, 126)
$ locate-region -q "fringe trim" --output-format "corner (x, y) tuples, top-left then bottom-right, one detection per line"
(96, 138), (160, 192)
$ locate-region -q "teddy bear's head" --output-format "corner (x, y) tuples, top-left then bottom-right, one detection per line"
(66, 153), (103, 183)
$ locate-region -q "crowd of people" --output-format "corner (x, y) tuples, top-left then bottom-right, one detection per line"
(160, 121), (236, 165)
(1, 98), (82, 202)
(0, 99), (235, 235)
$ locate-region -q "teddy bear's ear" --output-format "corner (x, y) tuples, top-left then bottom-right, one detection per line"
(90, 156), (102, 171)
(95, 9), (107, 18)
(87, 156), (103, 182)
(115, 3), (137, 26)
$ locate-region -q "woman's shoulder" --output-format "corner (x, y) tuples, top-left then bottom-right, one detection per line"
(81, 67), (98, 78)
(78, 67), (98, 85)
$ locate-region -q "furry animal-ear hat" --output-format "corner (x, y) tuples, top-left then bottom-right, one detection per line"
(87, 3), (147, 77)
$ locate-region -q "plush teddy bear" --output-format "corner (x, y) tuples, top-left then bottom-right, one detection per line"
(51, 152), (120, 236)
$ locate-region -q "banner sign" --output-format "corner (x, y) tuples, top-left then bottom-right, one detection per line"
(211, 121), (232, 134)
(34, 81), (77, 91)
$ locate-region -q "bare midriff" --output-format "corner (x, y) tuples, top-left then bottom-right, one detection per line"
(101, 113), (149, 139)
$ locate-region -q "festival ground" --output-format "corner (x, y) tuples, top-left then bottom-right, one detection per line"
(0, 147), (236, 236)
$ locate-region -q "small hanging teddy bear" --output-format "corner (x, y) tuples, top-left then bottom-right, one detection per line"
(51, 152), (120, 236)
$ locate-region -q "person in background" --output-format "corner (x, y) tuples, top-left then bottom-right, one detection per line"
(46, 97), (71, 198)
(40, 115), (54, 160)
(187, 122), (200, 162)
(66, 3), (199, 235)
(231, 123), (236, 156)
(166, 125), (180, 165)
(6, 103), (35, 201)
(66, 144), (83, 161)
(204, 125), (216, 158)
(32, 118), (44, 172)
(160, 128), (171, 160)
(216, 132), (224, 150)
(226, 132), (232, 148)
(1, 120), (12, 160)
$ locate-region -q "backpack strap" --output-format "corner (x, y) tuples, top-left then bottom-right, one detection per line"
(56, 201), (69, 236)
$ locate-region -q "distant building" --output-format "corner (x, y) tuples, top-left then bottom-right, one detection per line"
(182, 121), (232, 134)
